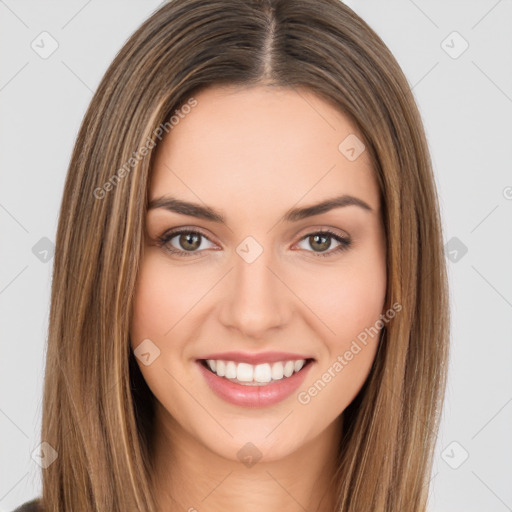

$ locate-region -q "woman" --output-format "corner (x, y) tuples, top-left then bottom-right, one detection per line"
(14, 0), (449, 510)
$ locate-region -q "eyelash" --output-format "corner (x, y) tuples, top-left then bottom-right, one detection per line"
(156, 228), (351, 258)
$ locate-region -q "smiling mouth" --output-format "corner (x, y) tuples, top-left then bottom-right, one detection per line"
(199, 358), (315, 386)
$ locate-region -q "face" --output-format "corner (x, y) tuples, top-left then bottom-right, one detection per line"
(130, 85), (387, 463)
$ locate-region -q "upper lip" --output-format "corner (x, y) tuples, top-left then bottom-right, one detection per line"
(197, 351), (314, 365)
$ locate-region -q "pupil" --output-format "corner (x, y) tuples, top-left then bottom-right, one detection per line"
(311, 234), (330, 252)
(180, 233), (200, 251)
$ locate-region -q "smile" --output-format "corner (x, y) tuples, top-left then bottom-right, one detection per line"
(201, 358), (310, 385)
(196, 357), (315, 407)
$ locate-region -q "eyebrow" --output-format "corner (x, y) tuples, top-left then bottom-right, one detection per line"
(147, 194), (373, 224)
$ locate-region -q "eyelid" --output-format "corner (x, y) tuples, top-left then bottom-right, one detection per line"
(293, 225), (350, 243)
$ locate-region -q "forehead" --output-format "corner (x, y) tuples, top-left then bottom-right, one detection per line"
(149, 85), (379, 216)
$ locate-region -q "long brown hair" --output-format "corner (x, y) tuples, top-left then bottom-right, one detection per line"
(40, 1), (450, 510)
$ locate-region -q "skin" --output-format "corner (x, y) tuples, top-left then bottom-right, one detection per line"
(130, 84), (387, 512)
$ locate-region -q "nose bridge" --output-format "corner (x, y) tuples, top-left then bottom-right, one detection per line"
(219, 238), (289, 336)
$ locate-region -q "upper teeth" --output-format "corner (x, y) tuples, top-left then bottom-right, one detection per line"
(206, 359), (306, 384)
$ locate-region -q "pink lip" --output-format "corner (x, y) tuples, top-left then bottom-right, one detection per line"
(196, 359), (314, 408)
(196, 351), (312, 365)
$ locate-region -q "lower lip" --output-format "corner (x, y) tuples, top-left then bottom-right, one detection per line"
(197, 360), (313, 408)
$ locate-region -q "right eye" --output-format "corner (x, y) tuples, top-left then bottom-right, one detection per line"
(157, 229), (217, 257)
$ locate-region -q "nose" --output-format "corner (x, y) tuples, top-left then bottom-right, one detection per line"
(218, 245), (291, 339)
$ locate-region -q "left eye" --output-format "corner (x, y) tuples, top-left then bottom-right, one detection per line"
(157, 229), (351, 258)
(296, 231), (351, 257)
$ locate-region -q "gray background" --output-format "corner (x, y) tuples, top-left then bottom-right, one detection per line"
(1, 1), (511, 510)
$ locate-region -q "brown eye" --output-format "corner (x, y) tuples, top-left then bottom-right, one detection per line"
(157, 229), (216, 257)
(296, 230), (351, 257)
(309, 234), (332, 252)
(178, 232), (201, 251)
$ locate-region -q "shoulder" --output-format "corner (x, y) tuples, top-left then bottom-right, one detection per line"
(11, 498), (43, 512)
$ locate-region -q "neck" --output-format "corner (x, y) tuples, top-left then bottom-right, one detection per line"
(150, 403), (343, 512)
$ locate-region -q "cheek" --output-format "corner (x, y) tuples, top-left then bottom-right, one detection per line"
(307, 257), (387, 346)
(129, 255), (193, 416)
(297, 262), (386, 414)
(130, 254), (178, 348)
(305, 247), (386, 411)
